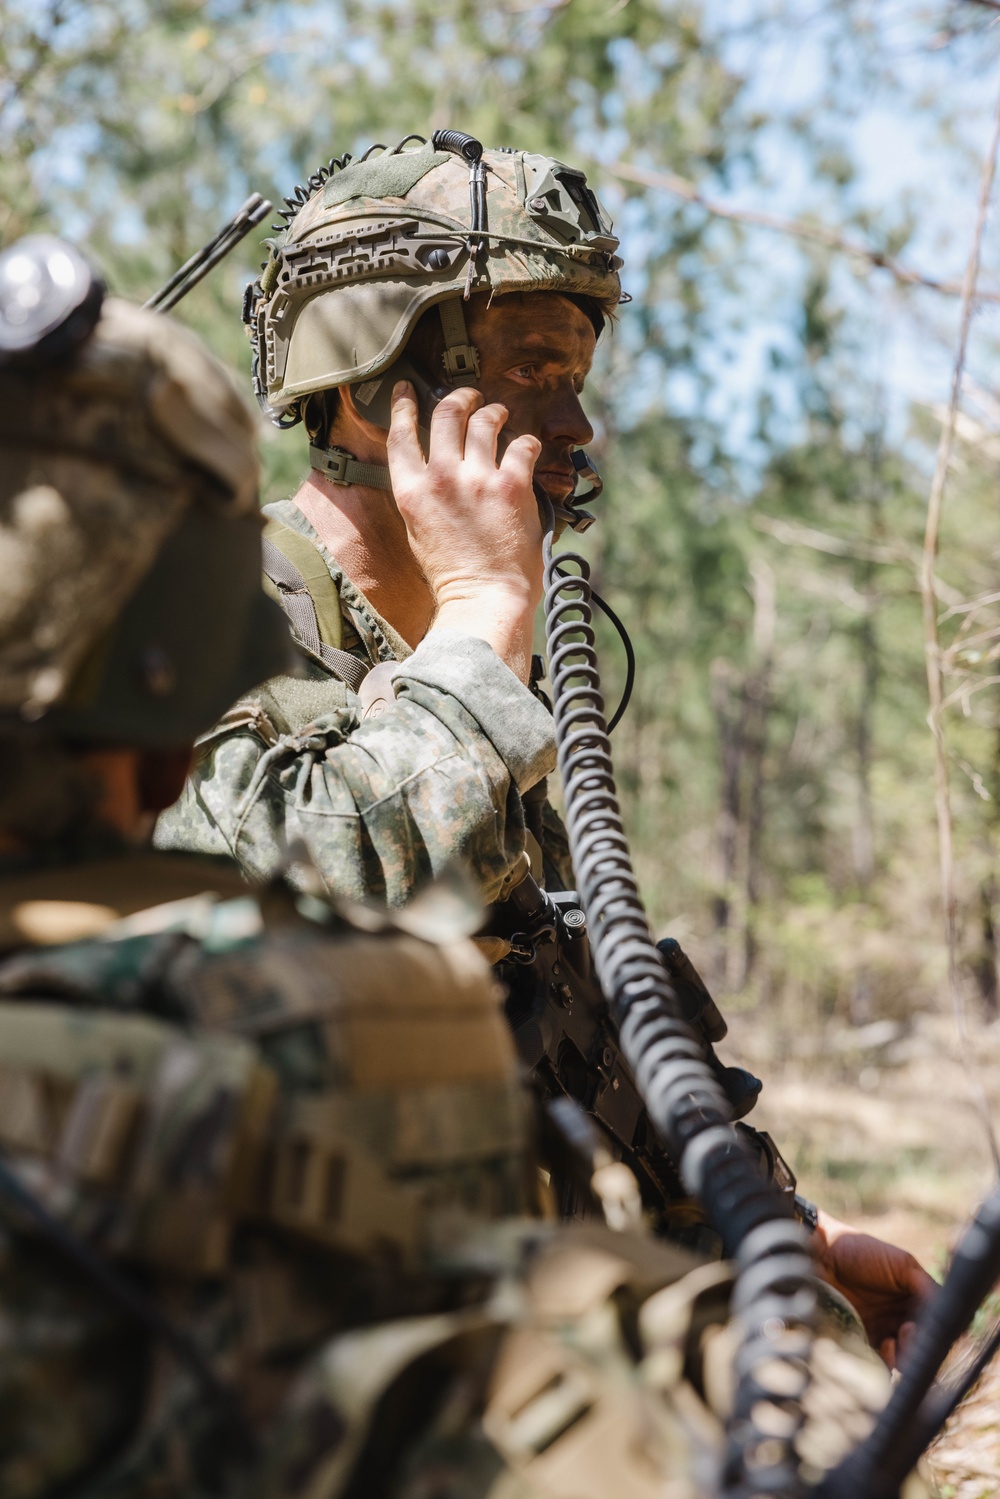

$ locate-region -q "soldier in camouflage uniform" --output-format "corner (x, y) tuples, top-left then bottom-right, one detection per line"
(0, 234), (924, 1499)
(154, 136), (593, 901)
(153, 135), (935, 1370)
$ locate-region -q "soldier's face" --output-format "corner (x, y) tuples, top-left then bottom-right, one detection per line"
(465, 293), (596, 504)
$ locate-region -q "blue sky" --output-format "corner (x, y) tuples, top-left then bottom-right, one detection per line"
(677, 0), (1000, 474)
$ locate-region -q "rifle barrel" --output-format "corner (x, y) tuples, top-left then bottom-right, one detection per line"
(145, 194), (272, 313)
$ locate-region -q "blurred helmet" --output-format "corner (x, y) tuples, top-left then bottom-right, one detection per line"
(245, 130), (624, 424)
(0, 237), (293, 746)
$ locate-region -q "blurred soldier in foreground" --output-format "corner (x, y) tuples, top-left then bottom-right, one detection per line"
(155, 134), (934, 1367)
(0, 238), (916, 1498)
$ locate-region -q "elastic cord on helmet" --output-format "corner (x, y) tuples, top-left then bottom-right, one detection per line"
(430, 129), (488, 299)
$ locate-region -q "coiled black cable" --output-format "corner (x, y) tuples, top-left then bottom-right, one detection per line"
(541, 520), (819, 1498)
(552, 562), (635, 732)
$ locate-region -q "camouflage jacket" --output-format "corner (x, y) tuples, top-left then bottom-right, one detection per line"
(155, 500), (568, 906)
(0, 848), (907, 1499)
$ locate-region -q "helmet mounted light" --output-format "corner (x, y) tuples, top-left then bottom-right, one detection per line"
(0, 236), (104, 368)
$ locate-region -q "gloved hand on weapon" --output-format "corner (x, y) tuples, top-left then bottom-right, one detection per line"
(811, 1208), (937, 1367)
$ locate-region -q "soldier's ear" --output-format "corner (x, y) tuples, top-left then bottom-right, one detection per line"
(303, 390), (340, 446)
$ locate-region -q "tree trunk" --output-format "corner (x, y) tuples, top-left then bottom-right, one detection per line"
(850, 429), (883, 1026)
(711, 658), (746, 990)
(711, 560), (775, 992)
(740, 560), (776, 988)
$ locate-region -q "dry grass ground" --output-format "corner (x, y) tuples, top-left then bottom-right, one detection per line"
(724, 1009), (1000, 1495)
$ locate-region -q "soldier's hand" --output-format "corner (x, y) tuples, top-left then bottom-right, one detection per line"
(387, 381), (542, 682)
(812, 1209), (937, 1368)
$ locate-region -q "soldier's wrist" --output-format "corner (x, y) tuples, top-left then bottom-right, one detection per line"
(430, 606), (532, 683)
(434, 578), (537, 616)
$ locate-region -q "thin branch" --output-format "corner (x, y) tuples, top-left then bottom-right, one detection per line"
(940, 674), (1000, 714)
(607, 160), (1000, 304)
(753, 513), (965, 607)
(941, 624), (1000, 661)
(177, 35), (305, 115)
(753, 513), (906, 565)
(788, 568), (875, 614)
(920, 77), (1000, 1173)
(940, 588), (1000, 620)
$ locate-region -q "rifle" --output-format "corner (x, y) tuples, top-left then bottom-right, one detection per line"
(819, 1177), (1000, 1497)
(491, 869), (798, 1246)
(496, 869), (1000, 1488)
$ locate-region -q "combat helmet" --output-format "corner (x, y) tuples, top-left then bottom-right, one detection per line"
(245, 130), (623, 489)
(0, 235), (293, 748)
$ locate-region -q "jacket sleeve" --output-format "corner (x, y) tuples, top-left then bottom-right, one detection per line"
(155, 631), (556, 906)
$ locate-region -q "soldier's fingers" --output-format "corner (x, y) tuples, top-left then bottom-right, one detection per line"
(463, 402), (509, 466)
(907, 1264), (938, 1304)
(386, 382), (425, 483)
(896, 1320), (917, 1365)
(498, 431), (542, 493)
(427, 385), (483, 460)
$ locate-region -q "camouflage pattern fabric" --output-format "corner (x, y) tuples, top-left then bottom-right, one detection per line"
(0, 297), (258, 719)
(0, 848), (530, 1496)
(0, 849), (917, 1499)
(248, 1229), (912, 1499)
(249, 140), (622, 419)
(156, 501), (560, 906)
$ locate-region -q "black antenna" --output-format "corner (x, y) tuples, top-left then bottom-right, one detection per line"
(271, 153), (355, 232)
(145, 193), (272, 313)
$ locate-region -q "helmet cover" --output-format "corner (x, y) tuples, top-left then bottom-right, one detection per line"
(0, 287), (293, 743)
(247, 135), (624, 423)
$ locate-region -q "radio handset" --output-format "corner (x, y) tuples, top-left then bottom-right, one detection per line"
(349, 356), (447, 456)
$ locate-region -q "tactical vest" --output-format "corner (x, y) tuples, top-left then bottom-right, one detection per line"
(0, 855), (528, 1279)
(0, 854), (534, 1498)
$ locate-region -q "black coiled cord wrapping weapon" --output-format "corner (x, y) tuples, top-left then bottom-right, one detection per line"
(539, 513), (819, 1498)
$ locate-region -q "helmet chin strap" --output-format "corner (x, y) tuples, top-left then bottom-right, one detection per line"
(308, 444), (394, 490)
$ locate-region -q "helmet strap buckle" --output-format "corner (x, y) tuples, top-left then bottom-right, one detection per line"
(309, 443), (392, 492)
(438, 300), (480, 386)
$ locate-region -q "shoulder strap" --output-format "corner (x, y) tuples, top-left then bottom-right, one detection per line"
(262, 532), (370, 693)
(262, 519), (346, 648)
